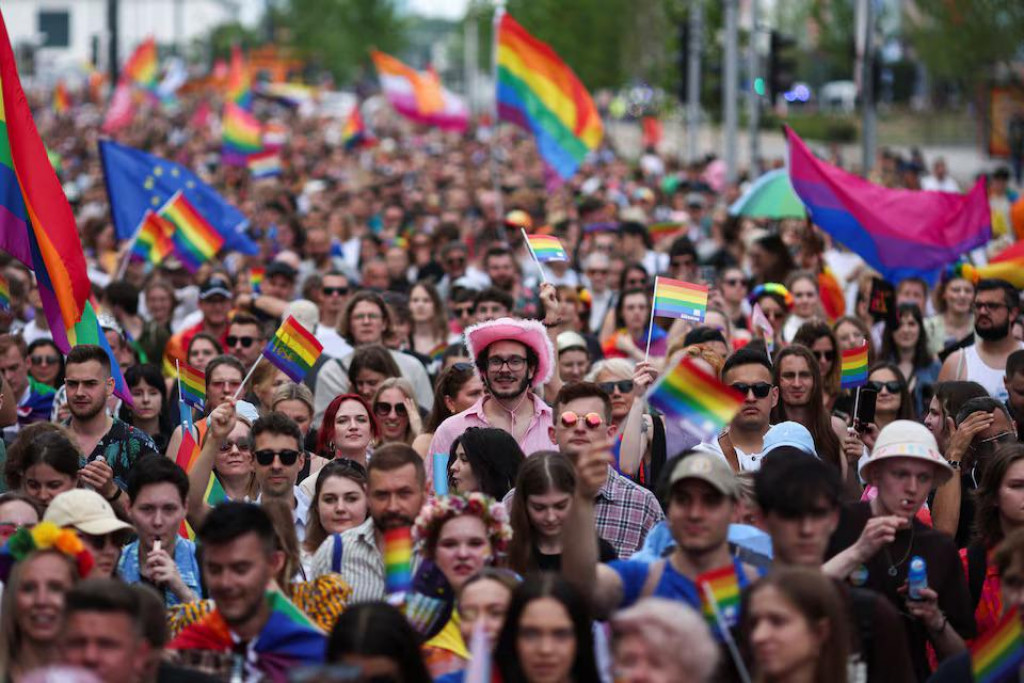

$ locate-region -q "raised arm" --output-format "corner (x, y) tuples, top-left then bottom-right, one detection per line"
(617, 361), (659, 480)
(186, 400), (236, 530)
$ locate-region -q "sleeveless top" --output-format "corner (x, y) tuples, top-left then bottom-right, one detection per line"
(959, 343), (1023, 401)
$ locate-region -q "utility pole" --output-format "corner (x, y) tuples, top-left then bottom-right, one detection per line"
(107, 0), (119, 84)
(747, 0), (760, 179)
(858, 0), (876, 173)
(174, 0), (184, 57)
(686, 0), (702, 163)
(465, 12), (478, 116)
(723, 0), (739, 183)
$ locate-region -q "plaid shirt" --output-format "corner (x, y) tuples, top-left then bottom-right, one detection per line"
(595, 467), (664, 558)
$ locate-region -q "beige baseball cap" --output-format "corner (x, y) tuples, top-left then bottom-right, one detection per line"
(668, 452), (740, 498)
(43, 489), (134, 536)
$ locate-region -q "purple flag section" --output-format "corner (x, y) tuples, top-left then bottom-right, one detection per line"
(785, 126), (991, 284)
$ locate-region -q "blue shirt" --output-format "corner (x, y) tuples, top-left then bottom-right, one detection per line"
(118, 537), (201, 607)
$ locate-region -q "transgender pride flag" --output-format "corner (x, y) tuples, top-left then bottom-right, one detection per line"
(371, 50), (468, 132)
(786, 126), (991, 284)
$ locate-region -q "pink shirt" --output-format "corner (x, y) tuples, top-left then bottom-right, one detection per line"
(426, 394), (554, 479)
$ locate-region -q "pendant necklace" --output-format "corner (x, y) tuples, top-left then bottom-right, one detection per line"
(883, 523), (915, 577)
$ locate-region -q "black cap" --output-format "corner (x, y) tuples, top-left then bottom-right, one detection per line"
(265, 261), (298, 281)
(199, 276), (233, 300)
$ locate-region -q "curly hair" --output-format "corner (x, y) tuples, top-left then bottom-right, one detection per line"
(413, 493), (512, 561)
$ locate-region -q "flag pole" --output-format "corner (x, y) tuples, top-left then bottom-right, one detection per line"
(644, 277), (659, 364)
(491, 0), (507, 242)
(521, 227), (548, 285)
(176, 359), (195, 439)
(232, 355), (263, 401)
(852, 386), (861, 428)
(701, 582), (753, 683)
(114, 211), (151, 280)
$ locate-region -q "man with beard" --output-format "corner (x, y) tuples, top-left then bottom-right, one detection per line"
(940, 279), (1023, 401)
(310, 443), (427, 603)
(65, 345), (158, 507)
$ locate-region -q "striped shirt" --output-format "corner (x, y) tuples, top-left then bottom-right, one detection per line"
(310, 517), (386, 604)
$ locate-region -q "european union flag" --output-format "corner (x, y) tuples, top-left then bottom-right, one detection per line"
(99, 140), (258, 255)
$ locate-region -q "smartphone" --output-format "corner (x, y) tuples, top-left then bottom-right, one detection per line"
(854, 389), (878, 432)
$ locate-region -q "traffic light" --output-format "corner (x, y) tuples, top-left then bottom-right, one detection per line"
(768, 31), (797, 101)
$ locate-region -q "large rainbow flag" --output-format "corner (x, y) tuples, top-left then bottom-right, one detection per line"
(158, 192), (225, 272)
(972, 606), (1024, 683)
(226, 45), (252, 109)
(646, 356), (745, 442)
(0, 10), (91, 354)
(123, 37), (159, 92)
(370, 50), (468, 132)
(496, 13), (603, 183)
(130, 211), (174, 265)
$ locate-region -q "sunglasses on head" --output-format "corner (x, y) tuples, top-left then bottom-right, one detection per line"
(451, 362), (475, 372)
(598, 380), (634, 395)
(325, 457), (368, 478)
(560, 411), (604, 429)
(30, 354), (60, 366)
(374, 401), (408, 418)
(254, 449), (301, 467)
(866, 380), (902, 394)
(226, 335), (256, 348)
(730, 382), (773, 399)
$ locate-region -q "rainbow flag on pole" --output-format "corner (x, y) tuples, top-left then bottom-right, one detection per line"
(972, 606), (1024, 683)
(384, 526), (413, 595)
(222, 102), (262, 164)
(250, 267), (265, 293)
(179, 363), (206, 412)
(646, 356), (745, 442)
(131, 211), (175, 264)
(496, 13), (603, 183)
(652, 276), (709, 323)
(247, 150), (282, 179)
(261, 316), (324, 383)
(697, 563), (743, 633)
(370, 50), (468, 132)
(158, 192), (225, 272)
(524, 233), (568, 262)
(840, 343), (870, 389)
(123, 37), (159, 91)
(342, 105), (373, 150)
(648, 222), (686, 241)
(226, 45), (252, 109)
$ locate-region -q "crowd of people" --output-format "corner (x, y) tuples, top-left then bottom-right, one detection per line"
(0, 87), (1021, 683)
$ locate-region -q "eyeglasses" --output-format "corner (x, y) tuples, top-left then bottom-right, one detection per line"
(226, 335), (256, 348)
(374, 401), (408, 418)
(487, 355), (526, 372)
(598, 380), (634, 395)
(730, 382), (773, 398)
(973, 431), (1016, 454)
(813, 350), (836, 362)
(322, 287), (349, 297)
(866, 380), (902, 394)
(254, 449), (301, 466)
(560, 411), (604, 429)
(30, 354), (60, 366)
(219, 438), (252, 452)
(352, 313), (382, 322)
(975, 301), (1009, 313)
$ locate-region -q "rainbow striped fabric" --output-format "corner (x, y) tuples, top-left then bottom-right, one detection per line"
(496, 13), (602, 183)
(70, 301), (132, 406)
(652, 276), (708, 323)
(840, 343), (870, 389)
(342, 105), (372, 150)
(179, 363), (206, 411)
(131, 211), (174, 265)
(0, 12), (91, 354)
(247, 150), (282, 179)
(0, 273), (11, 311)
(525, 233), (568, 262)
(371, 50), (468, 131)
(226, 45), (252, 108)
(262, 315), (324, 383)
(646, 356), (745, 442)
(250, 267), (265, 293)
(222, 102), (262, 161)
(158, 192), (225, 273)
(972, 606), (1024, 683)
(384, 526), (413, 594)
(648, 222), (686, 240)
(53, 81), (69, 114)
(124, 37), (159, 91)
(697, 563), (743, 631)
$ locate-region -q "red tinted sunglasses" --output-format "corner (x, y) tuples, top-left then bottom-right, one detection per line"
(560, 411), (604, 429)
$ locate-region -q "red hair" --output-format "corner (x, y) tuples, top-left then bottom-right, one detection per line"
(317, 393), (380, 455)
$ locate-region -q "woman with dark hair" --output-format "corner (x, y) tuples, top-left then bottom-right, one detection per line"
(602, 288), (664, 360)
(741, 567), (850, 683)
(346, 344), (402, 404)
(5, 425), (81, 511)
(793, 320), (841, 410)
(413, 363), (484, 458)
(833, 315), (873, 356)
(327, 602), (432, 683)
(507, 451), (616, 574)
(119, 364), (174, 453)
(494, 573), (601, 683)
(923, 381), (988, 453)
(302, 458), (368, 557)
(315, 393), (378, 468)
(749, 232), (797, 286)
(26, 339), (64, 389)
(748, 283), (793, 351)
(0, 492), (40, 545)
(185, 332), (222, 372)
(881, 303), (941, 418)
(867, 362), (915, 430)
(447, 427), (524, 500)
(618, 262), (649, 294)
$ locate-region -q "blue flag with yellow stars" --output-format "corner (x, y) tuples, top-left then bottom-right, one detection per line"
(99, 140), (258, 254)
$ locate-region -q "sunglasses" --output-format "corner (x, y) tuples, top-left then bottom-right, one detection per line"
(322, 287), (349, 297)
(30, 354), (60, 366)
(219, 438), (252, 452)
(451, 362), (475, 372)
(453, 307), (474, 318)
(722, 278), (746, 287)
(866, 380), (902, 394)
(730, 382), (773, 399)
(598, 380), (634, 395)
(560, 411), (604, 429)
(80, 532), (119, 550)
(973, 431), (1016, 453)
(813, 350), (836, 362)
(374, 401), (408, 418)
(254, 449), (301, 466)
(226, 335), (256, 348)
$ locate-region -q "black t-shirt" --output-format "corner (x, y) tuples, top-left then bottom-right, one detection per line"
(826, 502), (976, 682)
(838, 581), (916, 683)
(535, 537), (617, 572)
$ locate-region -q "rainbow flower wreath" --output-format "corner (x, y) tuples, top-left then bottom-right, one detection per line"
(412, 492), (512, 558)
(1, 522), (94, 579)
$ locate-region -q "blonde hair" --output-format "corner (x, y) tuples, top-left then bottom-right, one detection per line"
(585, 358), (634, 382)
(271, 383), (315, 418)
(611, 599), (719, 683)
(372, 378), (418, 445)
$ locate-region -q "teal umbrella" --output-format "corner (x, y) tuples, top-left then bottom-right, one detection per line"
(729, 168), (806, 219)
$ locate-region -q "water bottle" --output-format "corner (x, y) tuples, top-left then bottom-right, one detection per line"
(908, 556), (928, 601)
(81, 455), (104, 491)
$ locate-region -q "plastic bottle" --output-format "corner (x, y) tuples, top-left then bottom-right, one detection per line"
(908, 556), (928, 601)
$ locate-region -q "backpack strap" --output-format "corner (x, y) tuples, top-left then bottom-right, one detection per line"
(718, 433), (740, 472)
(331, 533), (344, 574)
(640, 559), (668, 599)
(967, 542), (987, 610)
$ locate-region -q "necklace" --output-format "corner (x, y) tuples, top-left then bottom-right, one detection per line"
(883, 523), (916, 577)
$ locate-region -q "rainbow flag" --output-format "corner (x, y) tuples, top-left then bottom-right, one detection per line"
(53, 81), (69, 114)
(70, 301), (132, 406)
(342, 105), (373, 150)
(524, 233), (568, 262)
(226, 45), (252, 108)
(496, 13), (602, 183)
(179, 363), (205, 412)
(174, 427), (201, 474)
(250, 267), (265, 293)
(956, 241), (1024, 289)
(261, 315), (324, 383)
(840, 343), (870, 389)
(648, 222), (686, 240)
(262, 122), (288, 150)
(972, 606), (1024, 683)
(124, 37), (159, 91)
(646, 356), (745, 442)
(222, 102), (262, 162)
(697, 563), (742, 632)
(130, 211), (174, 265)
(370, 50), (468, 132)
(247, 150), (282, 179)
(652, 277), (708, 323)
(0, 273), (10, 311)
(384, 526), (413, 594)
(0, 11), (91, 355)
(158, 192), (225, 273)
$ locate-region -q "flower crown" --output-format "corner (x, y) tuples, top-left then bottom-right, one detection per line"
(749, 282), (794, 310)
(949, 260), (980, 285)
(413, 493), (512, 556)
(2, 522), (94, 578)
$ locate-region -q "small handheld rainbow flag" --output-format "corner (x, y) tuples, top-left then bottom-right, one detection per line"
(652, 276), (708, 323)
(342, 105), (374, 150)
(384, 526), (413, 595)
(261, 315), (324, 383)
(524, 232), (568, 263)
(250, 267), (265, 293)
(123, 37), (159, 91)
(972, 605), (1024, 683)
(174, 427), (201, 474)
(53, 81), (69, 114)
(179, 363), (206, 412)
(247, 150), (282, 179)
(0, 273), (10, 311)
(648, 222), (686, 240)
(131, 211), (175, 265)
(697, 563), (743, 632)
(222, 102), (262, 156)
(840, 343), (870, 389)
(646, 356), (745, 442)
(158, 192), (225, 273)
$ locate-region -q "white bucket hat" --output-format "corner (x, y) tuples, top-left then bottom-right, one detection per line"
(858, 420), (954, 486)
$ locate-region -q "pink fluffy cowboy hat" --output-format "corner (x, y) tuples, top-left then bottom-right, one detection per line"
(464, 317), (555, 387)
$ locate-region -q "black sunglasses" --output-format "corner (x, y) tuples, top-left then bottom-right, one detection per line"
(226, 335), (256, 348)
(451, 362), (475, 372)
(598, 380), (634, 395)
(322, 286), (349, 297)
(374, 401), (408, 418)
(254, 449), (301, 466)
(866, 380), (902, 394)
(813, 350), (836, 362)
(730, 382), (773, 398)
